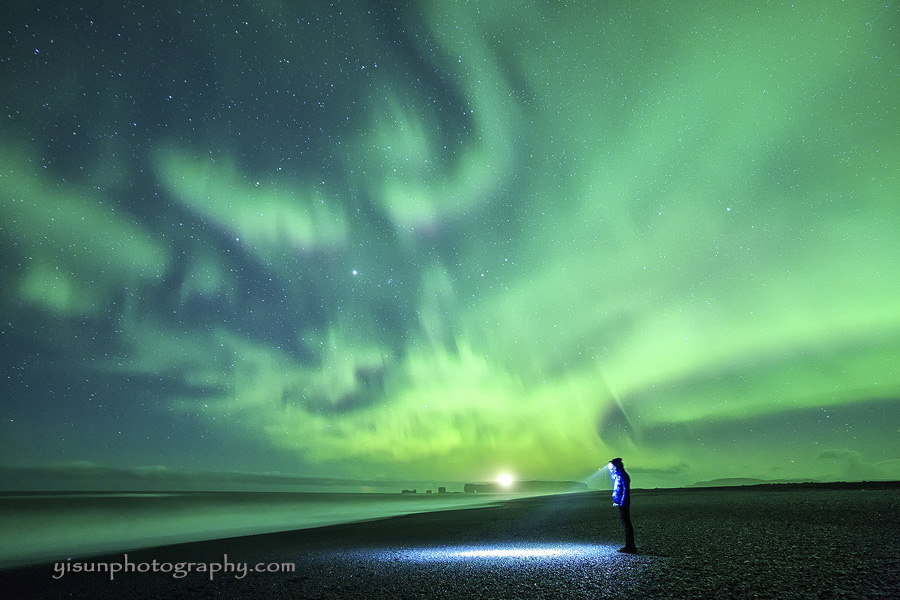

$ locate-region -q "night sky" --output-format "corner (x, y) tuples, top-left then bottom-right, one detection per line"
(2, 1), (898, 491)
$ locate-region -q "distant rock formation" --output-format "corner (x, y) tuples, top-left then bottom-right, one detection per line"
(688, 477), (820, 488)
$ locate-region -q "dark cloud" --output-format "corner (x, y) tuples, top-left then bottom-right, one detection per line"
(0, 462), (404, 492)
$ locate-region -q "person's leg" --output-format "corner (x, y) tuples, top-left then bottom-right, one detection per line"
(618, 505), (636, 552)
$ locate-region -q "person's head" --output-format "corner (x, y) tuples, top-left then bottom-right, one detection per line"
(609, 458), (624, 471)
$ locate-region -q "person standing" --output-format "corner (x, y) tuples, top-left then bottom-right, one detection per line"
(607, 457), (636, 553)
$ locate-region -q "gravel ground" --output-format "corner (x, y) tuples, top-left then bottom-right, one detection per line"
(3, 485), (898, 599)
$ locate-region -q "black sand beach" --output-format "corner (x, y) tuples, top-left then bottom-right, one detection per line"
(2, 484), (898, 599)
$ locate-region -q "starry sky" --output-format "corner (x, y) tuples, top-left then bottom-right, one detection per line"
(1, 0), (899, 491)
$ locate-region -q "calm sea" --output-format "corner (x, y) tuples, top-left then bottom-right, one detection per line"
(0, 491), (506, 568)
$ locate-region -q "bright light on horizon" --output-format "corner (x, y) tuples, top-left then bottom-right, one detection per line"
(498, 473), (514, 487)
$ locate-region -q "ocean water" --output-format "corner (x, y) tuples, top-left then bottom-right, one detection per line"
(0, 491), (508, 568)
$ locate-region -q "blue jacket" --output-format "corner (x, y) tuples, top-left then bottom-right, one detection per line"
(611, 467), (630, 507)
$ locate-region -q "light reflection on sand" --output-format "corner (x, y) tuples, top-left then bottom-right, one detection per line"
(350, 543), (621, 563)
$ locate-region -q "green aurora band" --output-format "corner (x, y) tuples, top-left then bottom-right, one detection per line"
(1, 0), (898, 489)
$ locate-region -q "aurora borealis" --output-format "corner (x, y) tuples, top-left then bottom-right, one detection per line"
(1, 0), (898, 490)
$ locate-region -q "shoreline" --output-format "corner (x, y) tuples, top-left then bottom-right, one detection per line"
(2, 486), (898, 599)
(2, 480), (898, 570)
